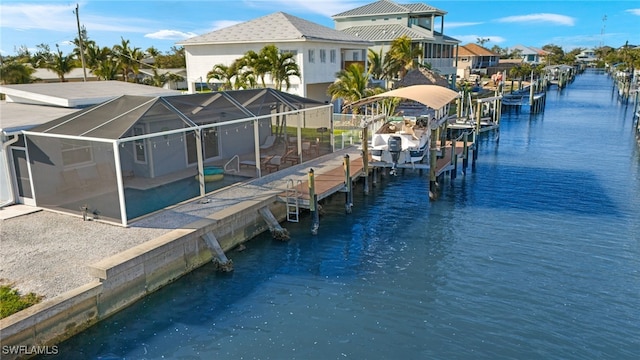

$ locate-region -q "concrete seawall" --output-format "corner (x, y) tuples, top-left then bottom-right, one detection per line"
(0, 195), (285, 360)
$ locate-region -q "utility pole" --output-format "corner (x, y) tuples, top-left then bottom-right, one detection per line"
(75, 4), (87, 81)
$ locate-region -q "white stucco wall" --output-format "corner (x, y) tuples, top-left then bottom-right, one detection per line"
(183, 40), (368, 101)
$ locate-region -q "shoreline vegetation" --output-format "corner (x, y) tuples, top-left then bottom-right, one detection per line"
(0, 281), (42, 319)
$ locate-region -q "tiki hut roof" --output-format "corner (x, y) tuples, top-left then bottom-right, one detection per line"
(394, 67), (450, 88)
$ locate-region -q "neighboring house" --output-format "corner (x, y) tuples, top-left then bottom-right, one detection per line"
(31, 68), (99, 82)
(456, 43), (500, 78)
(332, 0), (459, 85)
(137, 68), (188, 90)
(576, 49), (598, 65)
(0, 81), (181, 209)
(176, 11), (372, 102)
(509, 44), (549, 65)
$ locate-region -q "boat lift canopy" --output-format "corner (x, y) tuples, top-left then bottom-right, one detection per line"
(347, 85), (461, 111)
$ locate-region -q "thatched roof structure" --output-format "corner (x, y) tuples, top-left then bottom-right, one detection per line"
(394, 67), (450, 88)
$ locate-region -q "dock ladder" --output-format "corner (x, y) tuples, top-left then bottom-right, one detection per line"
(285, 179), (302, 222)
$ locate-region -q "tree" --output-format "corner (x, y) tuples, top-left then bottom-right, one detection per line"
(476, 37), (490, 46)
(43, 45), (78, 82)
(154, 46), (186, 68)
(207, 63), (237, 90)
(113, 38), (143, 82)
(243, 49), (270, 88)
(367, 48), (385, 80)
(388, 35), (422, 79)
(542, 44), (564, 65)
(0, 61), (35, 84)
(327, 63), (374, 113)
(260, 45), (300, 91)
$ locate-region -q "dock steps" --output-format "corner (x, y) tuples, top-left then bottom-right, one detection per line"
(285, 179), (302, 222)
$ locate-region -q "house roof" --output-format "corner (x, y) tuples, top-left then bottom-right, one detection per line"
(178, 12), (371, 46)
(340, 24), (458, 43)
(458, 43), (499, 57)
(31, 68), (97, 81)
(26, 88), (325, 141)
(0, 81), (182, 108)
(0, 101), (80, 135)
(394, 67), (450, 88)
(332, 0), (445, 18)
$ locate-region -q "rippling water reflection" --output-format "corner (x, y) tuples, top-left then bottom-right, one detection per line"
(47, 70), (640, 359)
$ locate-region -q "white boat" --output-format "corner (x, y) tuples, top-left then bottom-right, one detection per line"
(348, 85), (460, 174)
(370, 116), (431, 165)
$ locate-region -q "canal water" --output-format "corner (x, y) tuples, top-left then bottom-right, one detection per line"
(46, 70), (639, 359)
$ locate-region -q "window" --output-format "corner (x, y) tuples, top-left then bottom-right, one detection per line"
(133, 125), (147, 163)
(353, 51), (359, 61)
(280, 49), (298, 55)
(320, 49), (326, 63)
(330, 49), (336, 63)
(308, 49), (315, 63)
(61, 139), (93, 167)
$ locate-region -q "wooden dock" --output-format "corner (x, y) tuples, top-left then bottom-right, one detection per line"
(279, 156), (365, 208)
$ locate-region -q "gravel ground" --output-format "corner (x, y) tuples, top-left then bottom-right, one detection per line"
(0, 148), (359, 300)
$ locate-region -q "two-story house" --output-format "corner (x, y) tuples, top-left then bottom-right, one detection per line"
(456, 43), (500, 79)
(177, 12), (372, 103)
(332, 0), (459, 86)
(509, 45), (549, 65)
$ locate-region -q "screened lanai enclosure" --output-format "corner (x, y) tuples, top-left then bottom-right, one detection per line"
(23, 89), (332, 226)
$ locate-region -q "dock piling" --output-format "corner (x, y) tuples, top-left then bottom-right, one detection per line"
(309, 168), (319, 235)
(344, 154), (353, 214)
(201, 232), (233, 272)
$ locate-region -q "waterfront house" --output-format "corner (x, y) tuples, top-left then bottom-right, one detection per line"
(332, 0), (459, 86)
(509, 44), (549, 65)
(176, 12), (372, 103)
(456, 43), (500, 79)
(2, 82), (331, 226)
(0, 82), (182, 209)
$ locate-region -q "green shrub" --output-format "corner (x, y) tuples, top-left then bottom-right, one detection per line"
(0, 284), (42, 319)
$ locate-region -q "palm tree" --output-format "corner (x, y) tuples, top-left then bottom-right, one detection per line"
(388, 35), (422, 79)
(207, 63), (237, 90)
(44, 45), (77, 82)
(367, 48), (385, 80)
(327, 63), (374, 113)
(259, 45), (300, 91)
(0, 61), (35, 84)
(93, 57), (120, 80)
(243, 49), (270, 88)
(113, 38), (143, 82)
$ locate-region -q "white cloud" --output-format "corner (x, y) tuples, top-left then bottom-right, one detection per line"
(625, 8), (640, 16)
(145, 30), (198, 40)
(497, 13), (575, 26)
(445, 22), (484, 30)
(0, 2), (156, 34)
(0, 3), (78, 32)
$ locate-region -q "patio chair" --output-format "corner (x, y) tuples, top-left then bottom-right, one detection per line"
(283, 148), (299, 166)
(264, 155), (282, 173)
(259, 135), (276, 150)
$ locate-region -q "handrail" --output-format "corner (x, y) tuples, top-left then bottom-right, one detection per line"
(224, 155), (239, 173)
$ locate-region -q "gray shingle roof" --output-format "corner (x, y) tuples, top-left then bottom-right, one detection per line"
(332, 0), (444, 18)
(178, 12), (371, 46)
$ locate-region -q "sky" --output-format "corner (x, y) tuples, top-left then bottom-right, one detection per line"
(1, 0), (639, 56)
